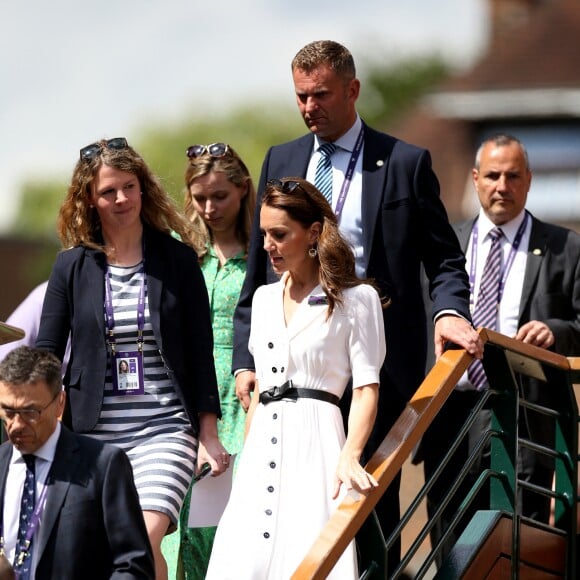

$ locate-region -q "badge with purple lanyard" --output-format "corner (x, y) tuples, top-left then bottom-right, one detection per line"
(105, 266), (146, 396)
(112, 352), (143, 393)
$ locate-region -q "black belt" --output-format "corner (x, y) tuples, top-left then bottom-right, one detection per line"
(259, 380), (340, 406)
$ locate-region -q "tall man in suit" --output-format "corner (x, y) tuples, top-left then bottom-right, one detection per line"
(232, 39), (482, 573)
(421, 133), (580, 566)
(0, 346), (154, 579)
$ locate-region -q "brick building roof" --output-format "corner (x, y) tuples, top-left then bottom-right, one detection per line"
(447, 0), (580, 91)
(384, 0), (580, 221)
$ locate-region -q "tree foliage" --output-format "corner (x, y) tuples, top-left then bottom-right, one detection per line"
(358, 55), (448, 127)
(11, 55), (448, 238)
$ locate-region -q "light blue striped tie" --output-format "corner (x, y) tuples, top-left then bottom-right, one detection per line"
(468, 227), (504, 390)
(314, 142), (337, 204)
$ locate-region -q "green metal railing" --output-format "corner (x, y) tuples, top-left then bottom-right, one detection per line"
(293, 330), (579, 579)
(394, 332), (578, 578)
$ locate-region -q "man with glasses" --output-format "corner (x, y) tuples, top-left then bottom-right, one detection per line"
(233, 39), (483, 574)
(0, 346), (154, 579)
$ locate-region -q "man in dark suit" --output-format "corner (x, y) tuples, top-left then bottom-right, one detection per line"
(232, 39), (482, 573)
(421, 133), (580, 566)
(0, 346), (154, 579)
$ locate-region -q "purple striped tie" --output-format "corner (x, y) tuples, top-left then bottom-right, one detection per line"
(468, 227), (504, 390)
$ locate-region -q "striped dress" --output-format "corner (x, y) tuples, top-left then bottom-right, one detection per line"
(91, 263), (196, 524)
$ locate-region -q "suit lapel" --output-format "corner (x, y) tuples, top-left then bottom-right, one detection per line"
(85, 249), (106, 329)
(143, 228), (163, 347)
(0, 444), (12, 518)
(454, 219), (476, 252)
(360, 125), (394, 265)
(288, 135), (313, 176)
(35, 428), (80, 559)
(519, 217), (545, 320)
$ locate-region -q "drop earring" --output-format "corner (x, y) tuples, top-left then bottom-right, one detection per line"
(308, 247), (318, 258)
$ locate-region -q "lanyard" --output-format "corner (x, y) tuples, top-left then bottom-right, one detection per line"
(469, 211), (529, 312)
(333, 125), (364, 223)
(104, 263), (146, 354)
(0, 477), (49, 569)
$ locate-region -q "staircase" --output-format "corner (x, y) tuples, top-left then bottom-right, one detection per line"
(292, 329), (579, 579)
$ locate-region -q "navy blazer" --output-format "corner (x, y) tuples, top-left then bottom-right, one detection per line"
(36, 226), (220, 435)
(0, 427), (154, 579)
(233, 123), (471, 401)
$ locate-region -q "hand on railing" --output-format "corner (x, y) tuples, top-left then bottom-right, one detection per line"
(434, 315), (483, 359)
(332, 454), (379, 500)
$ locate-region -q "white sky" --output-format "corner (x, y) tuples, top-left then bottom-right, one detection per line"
(0, 0), (488, 230)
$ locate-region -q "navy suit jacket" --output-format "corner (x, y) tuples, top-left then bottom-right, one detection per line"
(454, 214), (580, 357)
(233, 123), (471, 404)
(36, 225), (220, 434)
(0, 427), (154, 579)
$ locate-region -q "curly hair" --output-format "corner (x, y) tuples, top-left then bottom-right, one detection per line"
(57, 138), (193, 253)
(183, 144), (256, 258)
(263, 177), (382, 317)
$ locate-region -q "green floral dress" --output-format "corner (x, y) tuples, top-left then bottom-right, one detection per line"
(179, 246), (247, 579)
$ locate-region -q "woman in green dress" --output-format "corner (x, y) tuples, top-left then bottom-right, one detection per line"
(179, 142), (256, 579)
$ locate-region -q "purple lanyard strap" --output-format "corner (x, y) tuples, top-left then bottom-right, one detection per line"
(0, 482), (49, 569)
(105, 263), (146, 354)
(468, 211), (529, 312)
(333, 125), (364, 223)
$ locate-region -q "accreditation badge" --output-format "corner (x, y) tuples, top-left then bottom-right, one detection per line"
(111, 350), (145, 395)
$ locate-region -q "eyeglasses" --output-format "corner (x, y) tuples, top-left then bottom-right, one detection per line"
(267, 179), (302, 193)
(80, 137), (129, 161)
(0, 392), (60, 424)
(186, 142), (230, 159)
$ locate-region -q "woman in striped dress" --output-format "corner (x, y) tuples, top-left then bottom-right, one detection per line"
(36, 137), (230, 580)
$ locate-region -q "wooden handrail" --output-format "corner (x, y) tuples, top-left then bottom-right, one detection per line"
(292, 328), (573, 579)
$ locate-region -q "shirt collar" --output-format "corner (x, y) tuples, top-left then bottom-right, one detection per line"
(314, 114), (362, 153)
(10, 421), (61, 466)
(477, 209), (527, 244)
(205, 243), (244, 262)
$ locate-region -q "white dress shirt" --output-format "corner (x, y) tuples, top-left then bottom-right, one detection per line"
(306, 115), (365, 277)
(457, 208), (531, 390)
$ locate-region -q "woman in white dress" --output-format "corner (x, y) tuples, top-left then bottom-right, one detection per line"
(206, 177), (386, 579)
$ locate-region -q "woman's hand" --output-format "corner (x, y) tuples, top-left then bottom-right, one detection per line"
(333, 453), (378, 499)
(197, 412), (229, 476)
(332, 383), (380, 499)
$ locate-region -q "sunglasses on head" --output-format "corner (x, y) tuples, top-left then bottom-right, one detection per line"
(80, 137), (129, 161)
(267, 179), (302, 194)
(186, 142), (230, 159)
